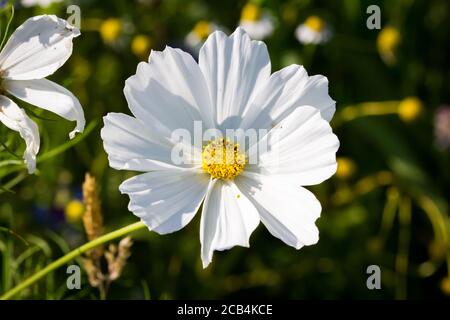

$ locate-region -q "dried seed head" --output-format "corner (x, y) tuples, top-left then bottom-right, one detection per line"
(82, 258), (104, 288)
(106, 236), (133, 281)
(82, 173), (104, 258)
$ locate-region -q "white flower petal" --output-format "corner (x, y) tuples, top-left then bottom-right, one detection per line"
(0, 96), (40, 173)
(101, 112), (193, 172)
(4, 78), (85, 139)
(241, 64), (335, 131)
(0, 15), (80, 80)
(247, 106), (339, 186)
(199, 27), (271, 128)
(120, 169), (210, 235)
(200, 179), (260, 268)
(124, 46), (214, 136)
(236, 174), (321, 249)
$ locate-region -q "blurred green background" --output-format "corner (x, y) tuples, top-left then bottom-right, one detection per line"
(1, 0), (449, 299)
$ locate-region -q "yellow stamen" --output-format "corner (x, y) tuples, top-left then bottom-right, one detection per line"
(193, 20), (211, 40)
(241, 3), (262, 22)
(202, 139), (246, 180)
(304, 16), (325, 32)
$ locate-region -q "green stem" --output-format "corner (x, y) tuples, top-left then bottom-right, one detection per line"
(0, 5), (14, 50)
(0, 221), (146, 300)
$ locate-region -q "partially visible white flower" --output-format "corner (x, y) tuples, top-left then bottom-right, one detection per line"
(434, 105), (450, 150)
(0, 15), (84, 173)
(185, 21), (220, 53)
(21, 0), (62, 8)
(0, 97), (39, 173)
(102, 27), (338, 268)
(295, 16), (332, 45)
(239, 3), (274, 40)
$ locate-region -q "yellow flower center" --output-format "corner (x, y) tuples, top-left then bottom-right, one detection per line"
(241, 3), (262, 22)
(398, 97), (422, 122)
(304, 16), (325, 32)
(193, 20), (212, 40)
(202, 139), (246, 180)
(100, 18), (122, 43)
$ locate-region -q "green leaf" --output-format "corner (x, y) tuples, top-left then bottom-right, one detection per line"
(0, 226), (29, 247)
(0, 140), (21, 159)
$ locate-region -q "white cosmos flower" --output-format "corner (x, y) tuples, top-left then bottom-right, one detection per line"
(21, 0), (63, 8)
(295, 16), (332, 45)
(239, 16), (274, 40)
(239, 3), (274, 40)
(184, 21), (220, 53)
(0, 15), (84, 173)
(101, 27), (339, 268)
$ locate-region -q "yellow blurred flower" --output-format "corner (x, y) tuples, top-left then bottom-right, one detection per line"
(193, 20), (212, 40)
(132, 35), (152, 59)
(185, 21), (218, 50)
(241, 3), (262, 22)
(304, 16), (325, 32)
(336, 157), (356, 179)
(65, 200), (85, 223)
(440, 277), (450, 295)
(377, 26), (400, 64)
(239, 3), (274, 40)
(100, 18), (122, 43)
(295, 16), (331, 45)
(398, 97), (423, 122)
